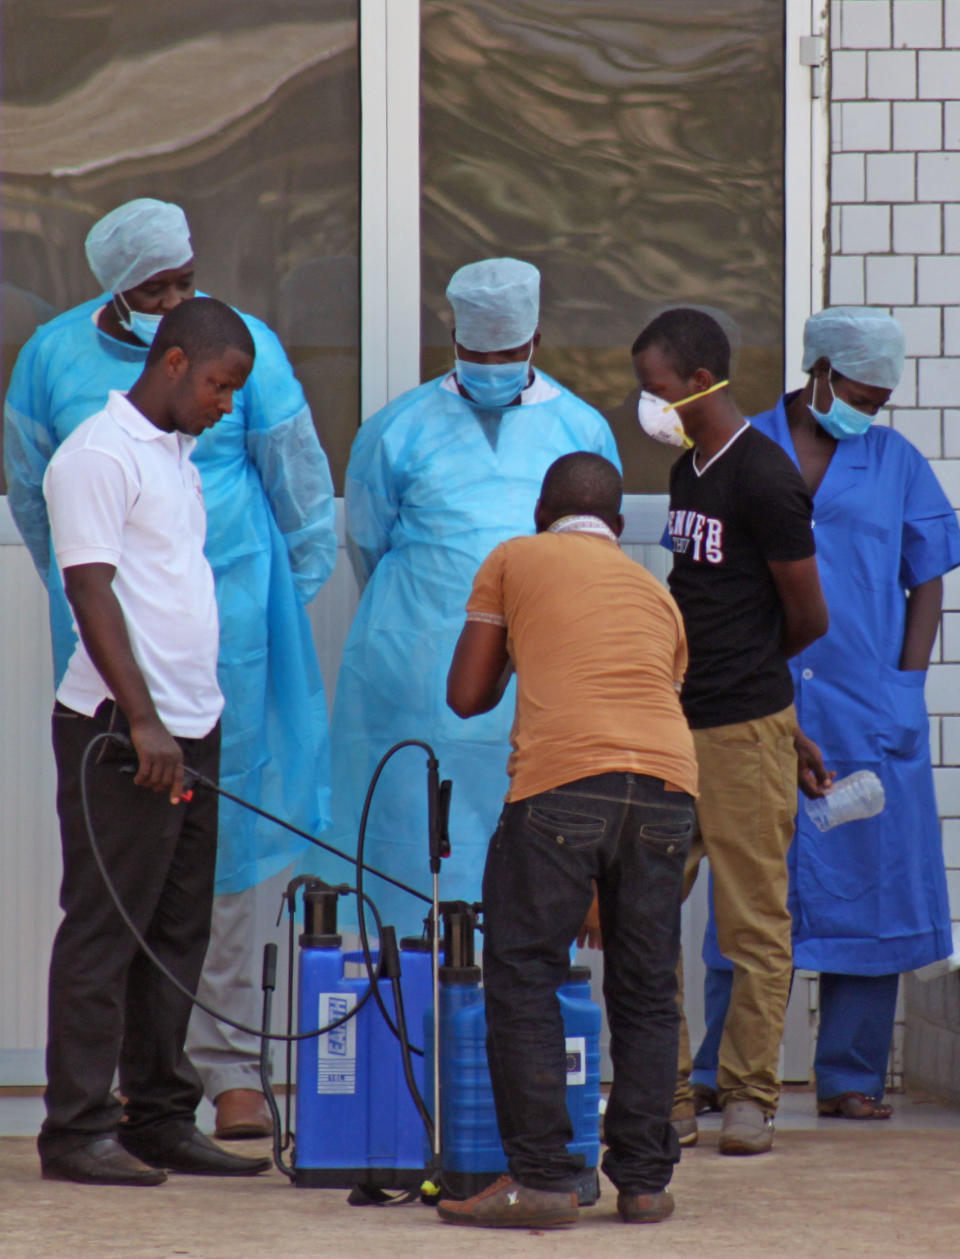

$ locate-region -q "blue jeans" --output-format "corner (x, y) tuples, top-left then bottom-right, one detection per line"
(482, 771), (695, 1195)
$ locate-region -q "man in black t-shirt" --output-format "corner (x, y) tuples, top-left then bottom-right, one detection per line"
(633, 308), (828, 1156)
(668, 426), (817, 726)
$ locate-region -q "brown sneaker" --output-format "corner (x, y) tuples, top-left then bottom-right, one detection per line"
(213, 1089), (273, 1140)
(617, 1188), (675, 1223)
(437, 1174), (579, 1229)
(670, 1101), (698, 1147)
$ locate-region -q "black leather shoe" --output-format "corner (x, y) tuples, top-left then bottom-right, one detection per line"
(122, 1128), (272, 1177)
(41, 1136), (167, 1186)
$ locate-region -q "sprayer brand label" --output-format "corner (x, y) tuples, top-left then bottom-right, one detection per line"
(565, 1036), (586, 1086)
(316, 992), (358, 1094)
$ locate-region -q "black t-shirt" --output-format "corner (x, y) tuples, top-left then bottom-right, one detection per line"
(667, 423), (815, 729)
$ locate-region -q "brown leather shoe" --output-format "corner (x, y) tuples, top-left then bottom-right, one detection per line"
(437, 1174), (579, 1229)
(817, 1091), (893, 1119)
(213, 1088), (273, 1139)
(617, 1188), (675, 1223)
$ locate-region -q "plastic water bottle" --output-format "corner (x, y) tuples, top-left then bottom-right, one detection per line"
(804, 770), (885, 832)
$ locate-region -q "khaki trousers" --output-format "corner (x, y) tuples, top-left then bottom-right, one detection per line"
(675, 704), (797, 1115)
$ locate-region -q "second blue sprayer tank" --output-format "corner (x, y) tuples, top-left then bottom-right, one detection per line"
(426, 964), (602, 1203)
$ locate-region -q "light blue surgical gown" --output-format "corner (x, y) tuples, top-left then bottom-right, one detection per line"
(732, 398), (959, 974)
(4, 296), (336, 894)
(326, 373), (620, 935)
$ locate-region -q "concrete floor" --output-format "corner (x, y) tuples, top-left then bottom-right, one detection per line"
(2, 1089), (959, 1258)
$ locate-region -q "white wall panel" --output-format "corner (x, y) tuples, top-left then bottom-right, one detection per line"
(0, 505), (61, 1084)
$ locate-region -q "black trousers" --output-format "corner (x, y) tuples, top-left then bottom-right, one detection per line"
(482, 771), (695, 1195)
(38, 701), (220, 1160)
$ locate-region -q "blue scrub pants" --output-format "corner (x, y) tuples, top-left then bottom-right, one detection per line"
(693, 966), (900, 1100)
(691, 966), (732, 1091)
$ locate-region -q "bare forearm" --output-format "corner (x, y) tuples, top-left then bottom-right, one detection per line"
(768, 556), (829, 658)
(451, 658), (514, 716)
(900, 577), (942, 670)
(65, 567), (186, 799)
(782, 608), (828, 659)
(447, 620), (512, 717)
(67, 579), (160, 728)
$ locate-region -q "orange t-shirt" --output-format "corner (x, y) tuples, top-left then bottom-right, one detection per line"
(466, 529), (698, 802)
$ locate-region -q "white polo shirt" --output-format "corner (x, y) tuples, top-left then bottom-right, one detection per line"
(43, 390), (223, 737)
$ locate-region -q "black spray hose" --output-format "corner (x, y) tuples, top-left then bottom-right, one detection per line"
(209, 774), (432, 904)
(379, 926), (435, 1150)
(284, 899), (296, 1148)
(354, 741), (438, 1058)
(102, 731), (432, 905)
(258, 943), (295, 1182)
(276, 874), (326, 1151)
(79, 732), (378, 1044)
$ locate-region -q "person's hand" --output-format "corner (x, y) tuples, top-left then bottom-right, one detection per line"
(795, 727), (834, 799)
(130, 717), (185, 804)
(577, 888), (602, 949)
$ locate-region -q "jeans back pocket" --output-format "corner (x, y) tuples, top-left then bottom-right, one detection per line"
(525, 804), (607, 849)
(637, 816), (694, 855)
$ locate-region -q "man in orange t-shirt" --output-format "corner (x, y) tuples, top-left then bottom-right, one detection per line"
(439, 452), (696, 1231)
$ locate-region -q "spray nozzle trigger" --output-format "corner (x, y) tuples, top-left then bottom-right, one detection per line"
(438, 780), (452, 858)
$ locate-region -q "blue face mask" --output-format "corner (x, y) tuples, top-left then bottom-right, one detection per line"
(808, 379), (875, 440)
(114, 293), (163, 346)
(455, 355), (531, 409)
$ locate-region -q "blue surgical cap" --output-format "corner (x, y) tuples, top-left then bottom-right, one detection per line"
(446, 258), (540, 352)
(802, 306), (905, 390)
(85, 198), (193, 295)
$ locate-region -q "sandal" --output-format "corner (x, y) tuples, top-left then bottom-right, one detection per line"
(817, 1091), (893, 1119)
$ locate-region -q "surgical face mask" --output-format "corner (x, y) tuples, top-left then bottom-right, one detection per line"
(808, 379), (875, 440)
(455, 354), (531, 409)
(113, 292), (163, 346)
(636, 379), (729, 447)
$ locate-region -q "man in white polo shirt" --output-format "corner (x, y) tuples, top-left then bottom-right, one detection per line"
(38, 298), (271, 1186)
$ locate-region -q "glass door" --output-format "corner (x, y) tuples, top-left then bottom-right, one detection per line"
(419, 0), (786, 491)
(1, 1), (360, 488)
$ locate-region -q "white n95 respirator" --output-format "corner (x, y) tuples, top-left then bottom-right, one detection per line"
(636, 379), (729, 447)
(636, 392), (689, 447)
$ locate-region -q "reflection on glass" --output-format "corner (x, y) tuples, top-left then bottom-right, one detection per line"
(1, 1), (359, 490)
(420, 1), (784, 491)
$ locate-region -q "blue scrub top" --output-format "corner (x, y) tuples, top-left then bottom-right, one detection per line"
(4, 296), (337, 894)
(704, 397), (959, 974)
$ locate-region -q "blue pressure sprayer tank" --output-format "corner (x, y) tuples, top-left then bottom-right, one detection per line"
(294, 883), (432, 1189)
(425, 902), (601, 1205)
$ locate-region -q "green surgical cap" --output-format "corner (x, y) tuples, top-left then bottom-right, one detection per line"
(446, 258), (540, 352)
(85, 198), (192, 295)
(802, 306), (905, 390)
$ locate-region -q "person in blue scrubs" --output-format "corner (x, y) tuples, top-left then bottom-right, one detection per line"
(4, 199), (337, 1138)
(687, 308), (960, 1118)
(326, 258), (620, 936)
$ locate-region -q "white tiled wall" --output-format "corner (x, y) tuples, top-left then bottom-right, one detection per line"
(831, 0), (960, 929)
